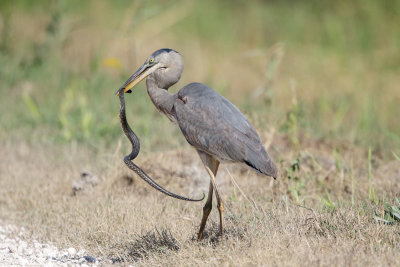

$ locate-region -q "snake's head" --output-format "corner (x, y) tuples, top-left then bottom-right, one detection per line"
(115, 87), (131, 96)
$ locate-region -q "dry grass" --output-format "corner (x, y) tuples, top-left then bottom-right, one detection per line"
(1, 2), (400, 266)
(0, 134), (399, 266)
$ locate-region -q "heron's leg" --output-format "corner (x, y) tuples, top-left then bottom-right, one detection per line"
(205, 166), (224, 237)
(197, 151), (221, 239)
(197, 181), (213, 240)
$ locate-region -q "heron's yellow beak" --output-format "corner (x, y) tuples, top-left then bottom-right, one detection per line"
(116, 62), (160, 96)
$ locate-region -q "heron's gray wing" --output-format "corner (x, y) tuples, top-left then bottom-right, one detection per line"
(174, 83), (277, 178)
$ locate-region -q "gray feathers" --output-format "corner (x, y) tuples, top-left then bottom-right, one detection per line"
(174, 83), (277, 178)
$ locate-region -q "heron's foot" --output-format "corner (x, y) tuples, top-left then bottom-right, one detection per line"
(217, 200), (224, 237)
(197, 230), (204, 240)
(218, 226), (224, 237)
(197, 205), (212, 240)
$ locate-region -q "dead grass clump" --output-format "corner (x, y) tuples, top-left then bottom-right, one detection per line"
(193, 215), (250, 245)
(110, 228), (180, 263)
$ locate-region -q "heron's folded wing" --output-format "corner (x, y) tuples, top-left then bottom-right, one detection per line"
(174, 83), (272, 169)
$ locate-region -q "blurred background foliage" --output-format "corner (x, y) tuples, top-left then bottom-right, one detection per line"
(0, 0), (399, 157)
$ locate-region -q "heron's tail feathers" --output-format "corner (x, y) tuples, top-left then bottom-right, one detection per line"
(245, 151), (278, 179)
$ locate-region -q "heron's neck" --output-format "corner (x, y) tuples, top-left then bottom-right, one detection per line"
(146, 77), (177, 122)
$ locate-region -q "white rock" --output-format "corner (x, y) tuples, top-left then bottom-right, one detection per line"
(43, 247), (57, 258)
(24, 247), (34, 256)
(67, 247), (76, 256)
(61, 250), (68, 257)
(77, 248), (86, 256)
(0, 221), (103, 267)
(37, 256), (46, 264)
(17, 246), (25, 255)
(34, 248), (43, 257)
(19, 258), (28, 265)
(8, 244), (17, 253)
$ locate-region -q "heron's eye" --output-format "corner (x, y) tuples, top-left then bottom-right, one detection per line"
(149, 58), (154, 64)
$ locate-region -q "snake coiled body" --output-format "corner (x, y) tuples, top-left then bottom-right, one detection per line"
(118, 93), (204, 202)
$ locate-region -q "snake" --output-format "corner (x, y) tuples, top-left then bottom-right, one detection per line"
(118, 91), (204, 202)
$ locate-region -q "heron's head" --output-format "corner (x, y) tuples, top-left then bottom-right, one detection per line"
(117, 48), (184, 95)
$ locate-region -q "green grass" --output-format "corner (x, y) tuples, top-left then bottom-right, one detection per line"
(1, 0), (400, 154)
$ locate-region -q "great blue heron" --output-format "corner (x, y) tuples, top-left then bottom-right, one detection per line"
(116, 48), (277, 239)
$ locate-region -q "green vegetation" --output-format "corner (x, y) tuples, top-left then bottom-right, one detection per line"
(0, 0), (399, 154)
(375, 197), (400, 224)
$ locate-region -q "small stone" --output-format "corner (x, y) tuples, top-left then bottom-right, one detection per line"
(77, 249), (86, 257)
(24, 247), (34, 256)
(61, 250), (68, 257)
(83, 255), (96, 263)
(37, 257), (46, 264)
(72, 172), (99, 195)
(43, 247), (58, 258)
(19, 258), (28, 265)
(17, 247), (24, 254)
(8, 245), (17, 253)
(67, 247), (76, 256)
